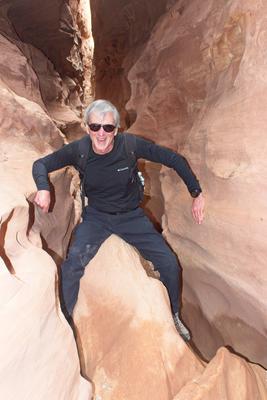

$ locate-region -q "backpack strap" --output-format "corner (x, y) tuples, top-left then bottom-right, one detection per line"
(124, 133), (138, 183)
(123, 133), (144, 201)
(76, 135), (92, 175)
(124, 132), (137, 167)
(76, 135), (92, 208)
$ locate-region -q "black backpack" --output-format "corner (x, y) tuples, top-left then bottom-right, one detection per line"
(124, 133), (145, 202)
(76, 133), (144, 208)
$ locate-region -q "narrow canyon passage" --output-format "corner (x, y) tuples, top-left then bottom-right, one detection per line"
(0, 0), (267, 399)
(90, 0), (267, 369)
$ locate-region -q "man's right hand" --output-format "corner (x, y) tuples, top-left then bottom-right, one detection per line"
(34, 190), (51, 213)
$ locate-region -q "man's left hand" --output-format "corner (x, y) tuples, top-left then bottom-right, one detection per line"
(191, 193), (205, 224)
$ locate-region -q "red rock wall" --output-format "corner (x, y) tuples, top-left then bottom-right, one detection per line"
(1, 0), (267, 396)
(90, 0), (168, 127)
(93, 0), (267, 368)
(0, 1), (93, 398)
(1, 0), (93, 139)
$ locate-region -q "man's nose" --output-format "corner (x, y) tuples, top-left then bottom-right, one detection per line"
(98, 126), (106, 134)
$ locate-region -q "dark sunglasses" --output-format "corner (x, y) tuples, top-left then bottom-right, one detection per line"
(88, 123), (116, 133)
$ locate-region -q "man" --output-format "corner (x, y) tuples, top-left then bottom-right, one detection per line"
(32, 99), (204, 341)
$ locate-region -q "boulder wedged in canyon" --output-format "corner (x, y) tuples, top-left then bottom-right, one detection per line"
(74, 235), (267, 400)
(117, 0), (267, 368)
(74, 235), (204, 399)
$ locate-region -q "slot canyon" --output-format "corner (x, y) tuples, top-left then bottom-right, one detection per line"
(0, 0), (267, 399)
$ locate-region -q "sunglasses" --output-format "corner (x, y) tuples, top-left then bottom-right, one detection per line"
(88, 123), (116, 133)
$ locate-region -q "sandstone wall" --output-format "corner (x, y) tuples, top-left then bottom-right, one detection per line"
(90, 0), (168, 127)
(0, 1), (93, 398)
(1, 0), (267, 397)
(0, 0), (94, 139)
(124, 0), (267, 367)
(89, 0), (267, 369)
(0, 205), (90, 400)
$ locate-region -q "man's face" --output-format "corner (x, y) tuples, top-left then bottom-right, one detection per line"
(87, 111), (118, 155)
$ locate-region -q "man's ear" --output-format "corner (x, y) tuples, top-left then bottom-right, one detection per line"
(114, 128), (118, 136)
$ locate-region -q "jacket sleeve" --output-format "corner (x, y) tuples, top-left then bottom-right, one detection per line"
(32, 140), (79, 191)
(134, 135), (202, 194)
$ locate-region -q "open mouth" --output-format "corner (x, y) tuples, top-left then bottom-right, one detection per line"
(96, 137), (107, 143)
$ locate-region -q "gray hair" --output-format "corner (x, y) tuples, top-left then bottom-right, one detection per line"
(84, 99), (120, 127)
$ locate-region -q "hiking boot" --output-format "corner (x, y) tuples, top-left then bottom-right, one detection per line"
(173, 312), (191, 342)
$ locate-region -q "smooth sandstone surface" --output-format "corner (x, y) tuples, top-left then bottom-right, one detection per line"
(0, 227), (90, 400)
(0, 0), (267, 398)
(173, 347), (267, 400)
(74, 235), (267, 400)
(91, 0), (267, 366)
(74, 235), (204, 399)
(0, 128), (92, 399)
(0, 2), (92, 398)
(121, 0), (267, 367)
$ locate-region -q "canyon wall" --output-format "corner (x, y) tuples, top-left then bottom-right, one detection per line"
(0, 0), (93, 140)
(0, 1), (93, 398)
(1, 0), (267, 398)
(92, 0), (267, 368)
(90, 0), (168, 128)
(126, 0), (267, 367)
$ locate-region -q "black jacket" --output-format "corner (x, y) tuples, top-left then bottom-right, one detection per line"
(32, 133), (202, 213)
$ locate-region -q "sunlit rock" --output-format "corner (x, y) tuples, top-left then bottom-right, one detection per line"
(0, 222), (91, 400)
(1, 0), (267, 397)
(74, 235), (204, 399)
(174, 347), (267, 400)
(74, 235), (267, 399)
(123, 0), (267, 368)
(0, 2), (93, 396)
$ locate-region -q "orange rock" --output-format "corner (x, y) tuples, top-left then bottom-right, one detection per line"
(174, 347), (267, 400)
(75, 236), (267, 399)
(74, 235), (204, 400)
(123, 0), (267, 368)
(0, 26), (91, 394)
(0, 215), (91, 400)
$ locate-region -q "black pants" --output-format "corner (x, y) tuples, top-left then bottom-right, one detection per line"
(61, 206), (181, 316)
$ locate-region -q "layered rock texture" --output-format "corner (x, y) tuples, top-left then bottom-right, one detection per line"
(74, 236), (267, 399)
(0, 210), (90, 400)
(1, 0), (267, 399)
(0, 0), (93, 139)
(92, 0), (267, 369)
(90, 0), (168, 127)
(0, 1), (92, 399)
